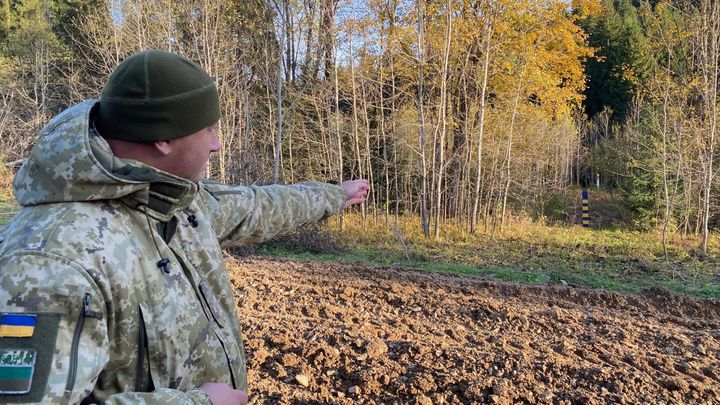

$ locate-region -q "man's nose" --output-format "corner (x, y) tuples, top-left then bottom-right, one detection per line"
(209, 131), (220, 152)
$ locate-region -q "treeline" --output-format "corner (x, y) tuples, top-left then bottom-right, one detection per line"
(581, 0), (720, 256)
(0, 0), (719, 253)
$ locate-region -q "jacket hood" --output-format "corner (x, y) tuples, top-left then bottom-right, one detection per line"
(13, 100), (198, 221)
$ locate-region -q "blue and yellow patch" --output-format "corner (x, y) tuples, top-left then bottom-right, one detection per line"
(0, 314), (36, 338)
(0, 349), (36, 394)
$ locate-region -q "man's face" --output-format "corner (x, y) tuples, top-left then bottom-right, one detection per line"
(165, 123), (220, 182)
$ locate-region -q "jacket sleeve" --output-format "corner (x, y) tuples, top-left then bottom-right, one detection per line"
(0, 253), (212, 405)
(103, 388), (212, 404)
(198, 181), (347, 248)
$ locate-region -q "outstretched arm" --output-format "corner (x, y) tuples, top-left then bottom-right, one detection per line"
(199, 179), (368, 248)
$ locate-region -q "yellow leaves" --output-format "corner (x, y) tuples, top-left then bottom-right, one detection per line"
(618, 62), (641, 86)
(485, 0), (592, 118)
(346, 0), (592, 126)
(572, 0), (604, 19)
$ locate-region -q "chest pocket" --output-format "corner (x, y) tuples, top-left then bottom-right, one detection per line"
(198, 282), (227, 329)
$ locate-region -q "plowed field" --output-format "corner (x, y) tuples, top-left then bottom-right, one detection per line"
(227, 257), (720, 404)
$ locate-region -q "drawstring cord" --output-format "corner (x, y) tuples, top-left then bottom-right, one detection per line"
(144, 211), (171, 274)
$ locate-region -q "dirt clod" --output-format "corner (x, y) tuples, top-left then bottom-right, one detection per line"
(365, 337), (388, 358)
(294, 374), (309, 387)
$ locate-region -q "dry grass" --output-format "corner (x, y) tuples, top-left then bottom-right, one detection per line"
(0, 162), (18, 226)
(259, 211), (720, 299)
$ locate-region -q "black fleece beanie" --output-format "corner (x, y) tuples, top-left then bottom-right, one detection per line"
(97, 50), (220, 141)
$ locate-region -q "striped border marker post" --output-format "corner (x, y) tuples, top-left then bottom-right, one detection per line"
(581, 189), (590, 228)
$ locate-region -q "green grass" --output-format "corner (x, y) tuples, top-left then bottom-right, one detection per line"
(256, 213), (720, 300)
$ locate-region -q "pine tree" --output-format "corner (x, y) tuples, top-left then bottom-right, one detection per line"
(581, 0), (653, 122)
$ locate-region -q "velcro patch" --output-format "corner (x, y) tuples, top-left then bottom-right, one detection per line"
(0, 313), (61, 402)
(0, 349), (36, 394)
(0, 314), (36, 338)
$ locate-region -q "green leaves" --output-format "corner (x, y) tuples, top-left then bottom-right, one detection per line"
(581, 0), (654, 121)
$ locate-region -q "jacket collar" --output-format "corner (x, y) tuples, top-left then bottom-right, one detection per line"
(90, 126), (198, 222)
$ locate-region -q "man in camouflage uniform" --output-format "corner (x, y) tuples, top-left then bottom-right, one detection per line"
(0, 50), (368, 404)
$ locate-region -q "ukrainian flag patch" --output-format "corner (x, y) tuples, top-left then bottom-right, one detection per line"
(0, 314), (36, 338)
(0, 349), (36, 394)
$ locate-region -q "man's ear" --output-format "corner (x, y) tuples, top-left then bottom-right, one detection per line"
(153, 140), (172, 156)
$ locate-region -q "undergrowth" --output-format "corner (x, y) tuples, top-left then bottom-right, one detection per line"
(0, 163), (17, 226)
(256, 212), (720, 300)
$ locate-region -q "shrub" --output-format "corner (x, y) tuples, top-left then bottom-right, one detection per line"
(231, 221), (347, 257)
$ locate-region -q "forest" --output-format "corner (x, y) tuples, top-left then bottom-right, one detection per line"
(1, 0), (719, 257)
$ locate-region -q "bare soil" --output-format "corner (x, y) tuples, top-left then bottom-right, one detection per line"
(227, 256), (720, 404)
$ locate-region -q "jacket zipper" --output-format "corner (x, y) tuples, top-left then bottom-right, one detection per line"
(66, 293), (102, 392)
(198, 283), (224, 329)
(135, 309), (147, 391)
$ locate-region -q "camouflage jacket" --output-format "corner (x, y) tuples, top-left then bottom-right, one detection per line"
(0, 100), (346, 404)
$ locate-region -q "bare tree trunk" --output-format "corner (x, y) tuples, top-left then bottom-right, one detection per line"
(312, 93), (332, 180)
(284, 0), (296, 82)
(361, 82), (375, 222)
(417, 0), (430, 238)
(460, 72), (472, 230)
(301, 1), (318, 78)
(433, 0), (452, 239)
(700, 0), (719, 257)
(501, 79), (523, 229)
(321, 0), (336, 80)
(471, 11), (493, 234)
(347, 3), (367, 226)
(484, 152), (500, 233)
(661, 71), (671, 260)
(333, 29), (344, 231)
(389, 2), (400, 223)
(378, 30), (390, 222)
(273, 7), (285, 183)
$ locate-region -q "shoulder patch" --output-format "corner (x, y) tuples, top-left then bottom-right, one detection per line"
(0, 314), (37, 337)
(0, 349), (36, 393)
(0, 313), (61, 403)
